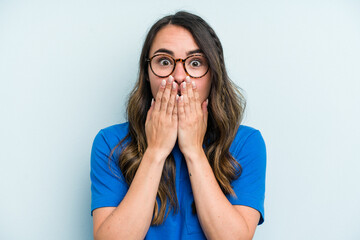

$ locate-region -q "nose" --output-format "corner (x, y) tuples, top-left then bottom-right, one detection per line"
(172, 61), (188, 85)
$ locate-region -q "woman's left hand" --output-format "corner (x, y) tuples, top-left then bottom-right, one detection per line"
(177, 76), (208, 158)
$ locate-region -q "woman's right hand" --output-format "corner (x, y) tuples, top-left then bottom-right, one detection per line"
(93, 76), (179, 240)
(145, 75), (178, 160)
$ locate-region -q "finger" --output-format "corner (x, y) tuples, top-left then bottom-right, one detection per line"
(178, 95), (185, 121)
(181, 82), (191, 117)
(166, 79), (177, 116)
(146, 98), (155, 123)
(160, 76), (174, 113)
(202, 99), (209, 123)
(154, 79), (166, 112)
(173, 95), (179, 122)
(192, 80), (202, 114)
(185, 76), (196, 113)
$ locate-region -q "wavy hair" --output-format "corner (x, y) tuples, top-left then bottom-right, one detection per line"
(110, 11), (246, 225)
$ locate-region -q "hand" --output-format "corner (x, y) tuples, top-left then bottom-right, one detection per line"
(177, 76), (208, 158)
(145, 76), (178, 160)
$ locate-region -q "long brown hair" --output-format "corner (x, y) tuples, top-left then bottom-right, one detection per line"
(110, 11), (246, 225)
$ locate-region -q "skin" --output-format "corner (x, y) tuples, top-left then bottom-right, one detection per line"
(148, 25), (211, 104)
(93, 25), (260, 240)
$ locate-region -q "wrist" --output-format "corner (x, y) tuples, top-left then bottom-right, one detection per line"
(144, 147), (170, 164)
(182, 147), (206, 164)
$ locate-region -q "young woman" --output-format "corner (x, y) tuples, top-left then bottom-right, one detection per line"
(91, 11), (266, 240)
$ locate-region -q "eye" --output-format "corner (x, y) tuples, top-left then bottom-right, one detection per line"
(157, 57), (173, 66)
(187, 55), (207, 68)
(190, 59), (202, 67)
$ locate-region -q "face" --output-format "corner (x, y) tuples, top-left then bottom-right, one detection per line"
(148, 25), (211, 103)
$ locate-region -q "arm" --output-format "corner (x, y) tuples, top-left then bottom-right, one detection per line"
(177, 77), (260, 239)
(184, 150), (260, 240)
(93, 149), (166, 240)
(93, 76), (179, 240)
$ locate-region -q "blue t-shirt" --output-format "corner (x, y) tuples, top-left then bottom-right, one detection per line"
(90, 122), (266, 239)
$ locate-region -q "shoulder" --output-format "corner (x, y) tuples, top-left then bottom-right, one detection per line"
(230, 125), (266, 162)
(98, 122), (129, 140)
(90, 122), (129, 175)
(91, 122), (130, 160)
(228, 125), (267, 225)
(93, 122), (129, 149)
(90, 123), (130, 213)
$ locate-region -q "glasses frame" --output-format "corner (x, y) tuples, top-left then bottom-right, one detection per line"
(146, 53), (210, 79)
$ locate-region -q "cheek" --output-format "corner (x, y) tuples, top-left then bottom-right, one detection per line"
(150, 82), (159, 98)
(197, 79), (211, 102)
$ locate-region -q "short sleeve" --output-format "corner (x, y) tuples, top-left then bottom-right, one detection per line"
(228, 129), (267, 225)
(90, 129), (129, 215)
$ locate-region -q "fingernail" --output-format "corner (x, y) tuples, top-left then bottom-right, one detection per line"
(161, 79), (166, 87)
(172, 82), (177, 89)
(192, 81), (196, 89)
(182, 82), (186, 89)
(151, 98), (154, 105)
(206, 99), (209, 105)
(186, 76), (191, 83)
(169, 75), (174, 81)
(176, 94), (179, 101)
(167, 77), (172, 84)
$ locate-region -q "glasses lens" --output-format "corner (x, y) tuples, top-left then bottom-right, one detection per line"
(150, 55), (175, 77)
(185, 55), (209, 78)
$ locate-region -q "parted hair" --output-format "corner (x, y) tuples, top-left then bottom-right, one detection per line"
(110, 11), (246, 225)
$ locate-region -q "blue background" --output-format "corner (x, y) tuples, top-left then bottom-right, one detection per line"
(0, 0), (359, 239)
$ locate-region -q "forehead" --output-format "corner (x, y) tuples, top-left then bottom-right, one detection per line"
(149, 25), (200, 57)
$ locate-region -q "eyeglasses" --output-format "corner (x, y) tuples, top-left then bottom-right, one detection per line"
(147, 54), (209, 78)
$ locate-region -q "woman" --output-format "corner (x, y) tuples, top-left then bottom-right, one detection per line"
(91, 11), (266, 240)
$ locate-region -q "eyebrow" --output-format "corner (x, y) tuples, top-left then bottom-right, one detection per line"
(187, 49), (203, 55)
(153, 48), (174, 55)
(153, 48), (203, 56)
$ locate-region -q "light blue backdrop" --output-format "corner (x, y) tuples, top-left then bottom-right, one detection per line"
(1, 0), (359, 239)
